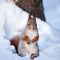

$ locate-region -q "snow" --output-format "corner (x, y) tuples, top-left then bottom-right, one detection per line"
(0, 0), (60, 60)
(2, 1), (29, 39)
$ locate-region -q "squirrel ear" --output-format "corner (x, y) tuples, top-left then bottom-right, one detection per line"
(22, 35), (30, 44)
(28, 14), (31, 19)
(31, 36), (39, 43)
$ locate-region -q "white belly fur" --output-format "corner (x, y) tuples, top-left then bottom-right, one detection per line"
(18, 40), (38, 56)
(26, 30), (38, 40)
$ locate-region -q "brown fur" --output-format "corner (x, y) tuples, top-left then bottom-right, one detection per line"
(10, 35), (20, 53)
(15, 0), (46, 21)
(22, 35), (30, 44)
(27, 15), (37, 30)
(31, 36), (39, 43)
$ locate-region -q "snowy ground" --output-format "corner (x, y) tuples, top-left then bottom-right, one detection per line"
(0, 0), (60, 60)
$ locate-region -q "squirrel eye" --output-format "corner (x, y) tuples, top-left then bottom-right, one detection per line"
(28, 24), (30, 26)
